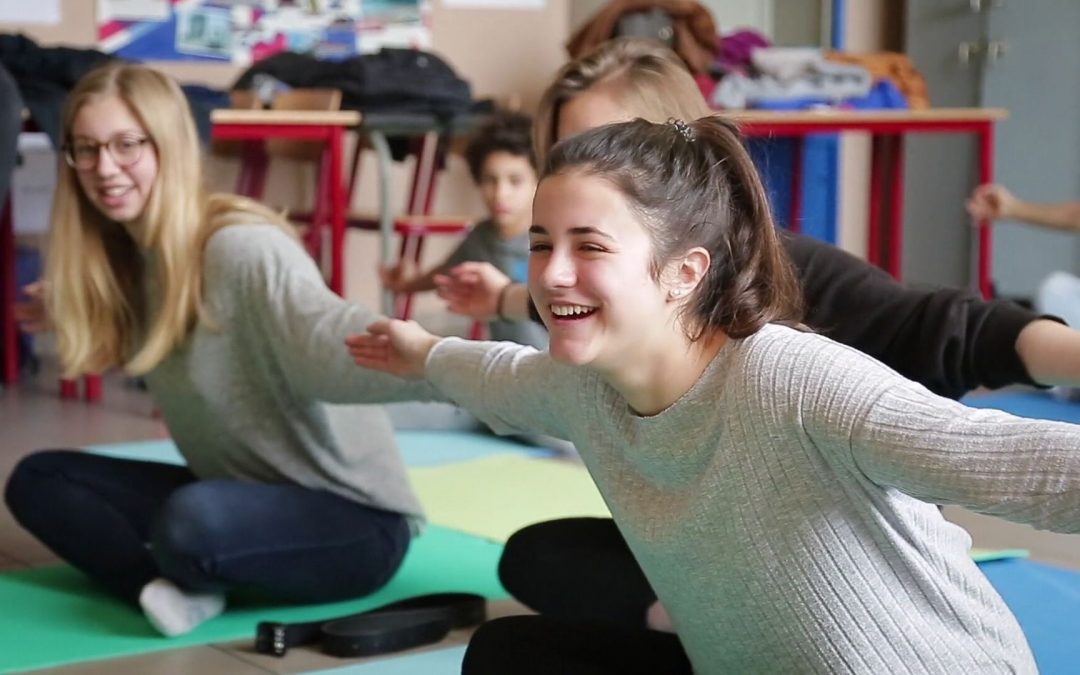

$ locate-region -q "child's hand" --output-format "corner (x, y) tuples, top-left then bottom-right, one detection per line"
(379, 263), (412, 293)
(345, 319), (440, 378)
(434, 262), (511, 320)
(966, 183), (1017, 222)
(13, 281), (50, 333)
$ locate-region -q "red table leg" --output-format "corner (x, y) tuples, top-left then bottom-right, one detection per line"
(977, 122), (995, 298)
(1, 196), (17, 385)
(867, 135), (885, 268)
(886, 134), (906, 280)
(789, 137), (804, 233)
(328, 127), (346, 295)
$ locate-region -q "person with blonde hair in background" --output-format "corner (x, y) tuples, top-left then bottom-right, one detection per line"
(5, 63), (436, 637)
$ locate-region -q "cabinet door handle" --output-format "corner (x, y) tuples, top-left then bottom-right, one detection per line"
(987, 40), (1009, 65)
(958, 41), (982, 65)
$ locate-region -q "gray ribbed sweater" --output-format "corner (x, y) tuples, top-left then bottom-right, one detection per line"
(144, 224), (437, 528)
(427, 323), (1080, 673)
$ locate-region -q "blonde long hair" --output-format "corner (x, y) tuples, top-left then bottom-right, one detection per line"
(534, 37), (713, 166)
(47, 63), (293, 377)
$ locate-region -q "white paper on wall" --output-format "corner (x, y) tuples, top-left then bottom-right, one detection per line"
(11, 134), (57, 236)
(0, 0), (61, 24)
(96, 0), (170, 22)
(441, 0), (544, 9)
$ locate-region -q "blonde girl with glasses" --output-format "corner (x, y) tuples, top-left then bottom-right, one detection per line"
(5, 63), (437, 637)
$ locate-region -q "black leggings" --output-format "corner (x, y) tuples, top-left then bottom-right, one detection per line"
(462, 517), (692, 674)
(498, 517), (655, 627)
(463, 614), (692, 675)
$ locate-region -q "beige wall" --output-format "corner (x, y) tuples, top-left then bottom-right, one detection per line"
(3, 1), (572, 317)
(1, 0), (570, 105)
(836, 0), (888, 258)
(5, 1), (889, 310)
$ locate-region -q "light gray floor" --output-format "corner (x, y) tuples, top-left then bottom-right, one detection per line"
(3, 368), (1080, 673)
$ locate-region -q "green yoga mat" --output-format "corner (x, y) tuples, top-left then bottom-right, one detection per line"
(408, 454), (611, 542)
(0, 526), (506, 674)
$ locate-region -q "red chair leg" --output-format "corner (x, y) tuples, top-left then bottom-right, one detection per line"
(84, 375), (103, 402)
(59, 379), (78, 399)
(236, 141), (269, 199)
(1, 197), (18, 386)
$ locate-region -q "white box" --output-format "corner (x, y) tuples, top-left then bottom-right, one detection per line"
(11, 132), (57, 235)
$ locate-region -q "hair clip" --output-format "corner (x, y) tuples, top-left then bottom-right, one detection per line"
(667, 118), (694, 142)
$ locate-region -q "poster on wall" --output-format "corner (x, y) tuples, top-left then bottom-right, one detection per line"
(441, 0), (544, 8)
(0, 0), (61, 24)
(97, 0), (430, 65)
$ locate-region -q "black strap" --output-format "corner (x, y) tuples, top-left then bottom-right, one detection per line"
(254, 592), (486, 658)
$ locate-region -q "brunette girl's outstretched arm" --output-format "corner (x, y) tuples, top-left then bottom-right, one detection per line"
(789, 330), (1080, 530)
(347, 318), (581, 441)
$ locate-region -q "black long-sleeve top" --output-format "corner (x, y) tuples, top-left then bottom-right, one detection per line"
(785, 232), (1045, 400)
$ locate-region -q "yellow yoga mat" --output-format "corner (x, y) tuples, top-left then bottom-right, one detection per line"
(408, 455), (611, 543)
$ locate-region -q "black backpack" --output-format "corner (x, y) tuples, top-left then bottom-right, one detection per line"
(233, 48), (473, 117)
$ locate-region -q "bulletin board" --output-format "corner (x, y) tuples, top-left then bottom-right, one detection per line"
(96, 0), (429, 64)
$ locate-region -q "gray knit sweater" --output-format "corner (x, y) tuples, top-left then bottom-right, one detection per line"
(144, 224), (436, 528)
(427, 323), (1080, 673)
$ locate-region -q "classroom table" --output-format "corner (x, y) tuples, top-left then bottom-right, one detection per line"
(730, 108), (1008, 298)
(210, 108), (362, 295)
(212, 109), (478, 315)
(347, 112), (480, 314)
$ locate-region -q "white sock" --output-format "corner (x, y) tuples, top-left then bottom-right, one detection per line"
(138, 578), (226, 637)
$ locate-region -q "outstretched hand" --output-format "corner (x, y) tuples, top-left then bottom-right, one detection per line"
(345, 319), (441, 379)
(434, 261), (511, 320)
(966, 183), (1017, 223)
(13, 281), (50, 333)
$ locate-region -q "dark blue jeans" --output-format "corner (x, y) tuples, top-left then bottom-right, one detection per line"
(4, 450), (411, 605)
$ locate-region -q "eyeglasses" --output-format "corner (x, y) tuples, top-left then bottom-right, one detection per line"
(63, 134), (151, 171)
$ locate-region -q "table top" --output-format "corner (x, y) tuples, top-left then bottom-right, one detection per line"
(207, 107), (1009, 137)
(725, 107), (1008, 125)
(210, 109), (362, 126)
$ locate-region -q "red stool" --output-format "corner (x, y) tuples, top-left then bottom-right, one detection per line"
(2, 182), (101, 400)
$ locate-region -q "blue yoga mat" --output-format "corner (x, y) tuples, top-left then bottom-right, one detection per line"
(309, 645), (468, 674)
(961, 390), (1080, 425)
(982, 558), (1080, 674)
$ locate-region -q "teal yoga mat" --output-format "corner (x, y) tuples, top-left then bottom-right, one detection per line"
(0, 526), (506, 673)
(88, 429), (548, 468)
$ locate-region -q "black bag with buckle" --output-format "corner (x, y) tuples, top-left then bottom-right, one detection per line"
(254, 592), (486, 658)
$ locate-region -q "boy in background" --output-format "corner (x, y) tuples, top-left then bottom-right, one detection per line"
(381, 110), (546, 349)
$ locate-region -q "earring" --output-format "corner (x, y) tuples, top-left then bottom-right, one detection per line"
(670, 288), (684, 300)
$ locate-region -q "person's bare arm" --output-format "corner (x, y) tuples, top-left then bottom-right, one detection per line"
(1015, 319), (1080, 387)
(967, 184), (1080, 232)
(434, 262), (532, 321)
